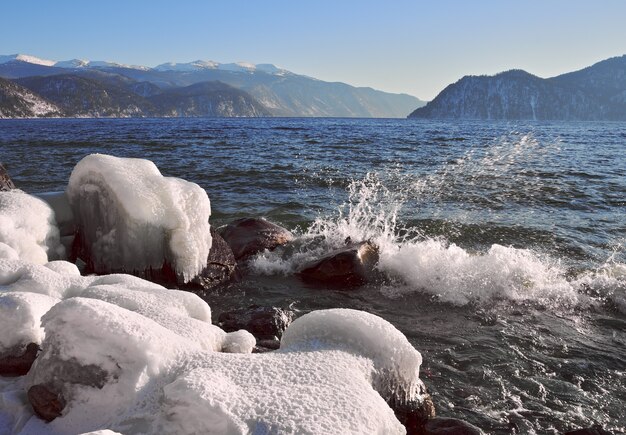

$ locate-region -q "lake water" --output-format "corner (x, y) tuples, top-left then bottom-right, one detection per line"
(1, 117), (625, 433)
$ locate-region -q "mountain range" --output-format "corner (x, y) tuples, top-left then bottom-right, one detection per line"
(409, 55), (626, 120)
(0, 54), (424, 118)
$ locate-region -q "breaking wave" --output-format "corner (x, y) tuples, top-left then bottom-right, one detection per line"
(252, 168), (625, 312)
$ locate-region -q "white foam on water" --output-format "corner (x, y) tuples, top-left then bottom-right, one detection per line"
(252, 163), (623, 310)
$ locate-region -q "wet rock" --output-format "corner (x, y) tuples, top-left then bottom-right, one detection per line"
(298, 241), (379, 287)
(563, 425), (613, 435)
(189, 227), (236, 289)
(424, 417), (484, 435)
(218, 217), (293, 261)
(217, 305), (295, 340)
(0, 163), (16, 191)
(28, 384), (66, 422)
(0, 343), (39, 377)
(393, 394), (436, 434)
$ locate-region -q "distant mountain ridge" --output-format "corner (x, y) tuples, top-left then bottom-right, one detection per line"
(0, 53), (425, 118)
(409, 55), (626, 121)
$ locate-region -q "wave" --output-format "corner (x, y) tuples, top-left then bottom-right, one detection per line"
(251, 168), (626, 313)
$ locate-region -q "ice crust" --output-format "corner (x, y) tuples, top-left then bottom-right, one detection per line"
(0, 253), (422, 434)
(67, 154), (212, 282)
(0, 191), (65, 264)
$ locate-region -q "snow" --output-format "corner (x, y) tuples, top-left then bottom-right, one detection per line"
(154, 60), (219, 71)
(1, 256), (422, 434)
(0, 191), (65, 264)
(281, 308), (423, 403)
(67, 154), (212, 282)
(17, 298), (409, 434)
(0, 292), (57, 352)
(221, 330), (256, 353)
(0, 54), (55, 67)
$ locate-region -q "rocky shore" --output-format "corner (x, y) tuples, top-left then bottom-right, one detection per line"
(0, 156), (612, 435)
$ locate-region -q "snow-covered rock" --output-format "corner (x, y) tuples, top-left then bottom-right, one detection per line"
(0, 191), (65, 264)
(67, 154), (212, 283)
(18, 302), (416, 434)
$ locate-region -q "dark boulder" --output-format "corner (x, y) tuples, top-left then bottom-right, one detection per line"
(28, 384), (66, 422)
(564, 425), (614, 435)
(189, 227), (237, 289)
(393, 394), (437, 434)
(298, 241), (379, 287)
(217, 305), (295, 340)
(0, 163), (16, 191)
(424, 417), (484, 435)
(253, 339), (281, 353)
(0, 343), (39, 377)
(218, 218), (293, 261)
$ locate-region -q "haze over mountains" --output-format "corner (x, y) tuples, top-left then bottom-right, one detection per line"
(409, 55), (626, 121)
(0, 54), (424, 118)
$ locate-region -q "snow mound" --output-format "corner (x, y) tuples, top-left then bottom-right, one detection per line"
(0, 191), (65, 264)
(22, 302), (407, 434)
(0, 292), (57, 352)
(67, 154), (212, 282)
(221, 330), (256, 353)
(281, 308), (423, 404)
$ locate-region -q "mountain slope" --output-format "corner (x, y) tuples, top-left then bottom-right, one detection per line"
(149, 81), (270, 117)
(409, 55), (626, 120)
(0, 55), (425, 118)
(12, 74), (269, 118)
(0, 77), (62, 118)
(16, 74), (152, 117)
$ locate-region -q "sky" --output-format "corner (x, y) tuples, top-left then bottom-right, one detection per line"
(2, 0), (626, 100)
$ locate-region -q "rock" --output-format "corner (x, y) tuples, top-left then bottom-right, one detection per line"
(189, 227), (236, 289)
(563, 425), (613, 435)
(424, 417), (484, 435)
(252, 339), (281, 353)
(28, 384), (66, 422)
(391, 380), (436, 435)
(217, 305), (295, 340)
(218, 217), (293, 261)
(0, 343), (39, 377)
(0, 163), (16, 191)
(298, 241), (379, 287)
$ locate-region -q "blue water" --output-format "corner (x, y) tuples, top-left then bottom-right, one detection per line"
(1, 118), (625, 433)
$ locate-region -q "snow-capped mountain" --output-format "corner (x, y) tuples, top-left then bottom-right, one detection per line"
(0, 53), (425, 118)
(0, 54), (56, 67)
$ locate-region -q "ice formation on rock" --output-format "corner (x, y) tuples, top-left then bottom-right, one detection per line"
(281, 308), (423, 404)
(0, 191), (65, 264)
(20, 301), (411, 434)
(67, 154), (212, 282)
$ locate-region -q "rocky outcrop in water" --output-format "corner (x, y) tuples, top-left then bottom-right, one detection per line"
(409, 55), (626, 120)
(188, 227), (237, 289)
(298, 240), (380, 287)
(218, 218), (294, 261)
(217, 305), (295, 341)
(0, 163), (16, 190)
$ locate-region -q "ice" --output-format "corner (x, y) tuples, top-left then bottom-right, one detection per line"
(0, 292), (57, 352)
(35, 192), (75, 238)
(20, 301), (410, 434)
(221, 330), (256, 354)
(67, 154), (212, 282)
(0, 242), (19, 260)
(0, 190), (65, 264)
(281, 308), (423, 404)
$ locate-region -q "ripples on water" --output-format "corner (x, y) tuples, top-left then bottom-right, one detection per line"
(1, 118), (625, 433)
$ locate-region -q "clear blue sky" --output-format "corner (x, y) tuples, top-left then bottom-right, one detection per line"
(2, 0), (625, 100)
